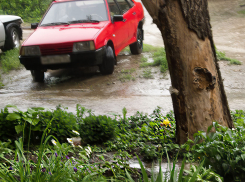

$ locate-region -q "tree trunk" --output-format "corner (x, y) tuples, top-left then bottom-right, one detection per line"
(141, 0), (233, 144)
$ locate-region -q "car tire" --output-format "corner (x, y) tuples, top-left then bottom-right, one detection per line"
(2, 23), (21, 51)
(31, 70), (45, 82)
(99, 46), (115, 75)
(129, 28), (143, 55)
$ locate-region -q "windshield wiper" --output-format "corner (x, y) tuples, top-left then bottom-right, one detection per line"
(68, 19), (100, 24)
(41, 22), (70, 26)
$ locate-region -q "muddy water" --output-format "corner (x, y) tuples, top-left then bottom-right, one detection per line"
(1, 0), (245, 117)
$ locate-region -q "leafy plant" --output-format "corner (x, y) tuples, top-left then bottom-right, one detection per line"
(216, 48), (241, 65)
(79, 114), (118, 144)
(191, 122), (245, 182)
(184, 164), (223, 182)
(0, 105), (78, 145)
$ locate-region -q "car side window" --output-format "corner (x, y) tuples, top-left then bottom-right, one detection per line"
(116, 0), (131, 14)
(108, 0), (121, 16)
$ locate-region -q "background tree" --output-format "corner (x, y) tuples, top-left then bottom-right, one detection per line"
(0, 0), (52, 22)
(141, 0), (233, 143)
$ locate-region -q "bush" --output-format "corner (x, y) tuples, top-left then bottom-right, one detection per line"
(79, 115), (117, 144)
(0, 0), (52, 22)
(191, 121), (245, 182)
(0, 105), (78, 145)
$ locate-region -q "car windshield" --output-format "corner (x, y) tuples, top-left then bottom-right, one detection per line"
(40, 0), (108, 26)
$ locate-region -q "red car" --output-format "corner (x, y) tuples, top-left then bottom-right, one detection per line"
(19, 0), (144, 82)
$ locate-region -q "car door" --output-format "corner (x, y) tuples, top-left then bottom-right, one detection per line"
(0, 20), (5, 47)
(107, 0), (128, 50)
(115, 0), (137, 44)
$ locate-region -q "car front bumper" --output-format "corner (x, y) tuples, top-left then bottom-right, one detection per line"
(19, 46), (106, 70)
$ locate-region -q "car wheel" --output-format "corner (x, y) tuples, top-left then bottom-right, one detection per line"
(2, 24), (21, 51)
(99, 46), (115, 75)
(31, 70), (45, 82)
(129, 28), (143, 55)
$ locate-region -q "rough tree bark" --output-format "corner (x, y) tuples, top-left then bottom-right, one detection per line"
(141, 0), (234, 144)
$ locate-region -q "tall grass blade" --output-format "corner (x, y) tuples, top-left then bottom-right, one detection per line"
(188, 159), (205, 182)
(126, 169), (135, 182)
(137, 155), (149, 182)
(178, 157), (186, 182)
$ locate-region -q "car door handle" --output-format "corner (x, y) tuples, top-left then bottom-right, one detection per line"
(123, 19), (127, 22)
(133, 12), (136, 15)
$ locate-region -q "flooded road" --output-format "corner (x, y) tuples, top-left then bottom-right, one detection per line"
(1, 0), (245, 116)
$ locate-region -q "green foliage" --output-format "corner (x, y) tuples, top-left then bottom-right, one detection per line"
(0, 140), (13, 158)
(216, 49), (241, 65)
(0, 0), (52, 22)
(0, 105), (78, 145)
(238, 10), (245, 15)
(119, 69), (136, 82)
(121, 68), (136, 74)
(105, 108), (176, 160)
(142, 68), (153, 79)
(184, 164), (223, 182)
(191, 121), (245, 182)
(143, 44), (162, 53)
(0, 48), (22, 73)
(140, 47), (168, 74)
(141, 56), (148, 63)
(79, 114), (118, 144)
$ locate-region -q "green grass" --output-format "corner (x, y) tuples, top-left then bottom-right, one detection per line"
(119, 69), (136, 82)
(216, 49), (242, 65)
(238, 10), (245, 14)
(0, 48), (23, 73)
(140, 46), (169, 74)
(142, 44), (162, 53)
(119, 74), (135, 82)
(142, 68), (153, 79)
(120, 68), (136, 74)
(140, 56), (148, 63)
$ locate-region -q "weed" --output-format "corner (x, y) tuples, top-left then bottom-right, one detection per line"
(121, 68), (136, 74)
(216, 49), (241, 65)
(0, 75), (4, 88)
(140, 62), (151, 68)
(119, 74), (135, 82)
(238, 10), (245, 14)
(229, 59), (242, 65)
(143, 44), (162, 53)
(119, 69), (136, 82)
(0, 48), (22, 73)
(141, 56), (148, 63)
(142, 68), (153, 79)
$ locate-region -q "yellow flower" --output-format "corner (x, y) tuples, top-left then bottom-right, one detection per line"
(161, 118), (171, 127)
(163, 119), (170, 125)
(198, 157), (201, 159)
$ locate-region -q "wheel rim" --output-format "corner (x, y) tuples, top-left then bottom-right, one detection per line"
(12, 30), (20, 48)
(137, 30), (143, 49)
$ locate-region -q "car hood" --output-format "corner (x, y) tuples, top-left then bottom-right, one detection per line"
(23, 22), (108, 46)
(0, 15), (22, 23)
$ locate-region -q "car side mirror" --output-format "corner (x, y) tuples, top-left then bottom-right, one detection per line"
(113, 15), (123, 22)
(31, 23), (39, 29)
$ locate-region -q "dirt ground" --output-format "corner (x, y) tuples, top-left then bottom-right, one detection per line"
(1, 0), (245, 116)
